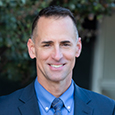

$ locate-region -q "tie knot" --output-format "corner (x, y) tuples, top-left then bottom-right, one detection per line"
(51, 98), (63, 111)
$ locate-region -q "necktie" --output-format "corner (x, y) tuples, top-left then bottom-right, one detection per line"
(51, 98), (63, 115)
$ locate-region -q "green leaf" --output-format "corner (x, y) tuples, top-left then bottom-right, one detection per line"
(0, 1), (3, 6)
(21, 0), (26, 4)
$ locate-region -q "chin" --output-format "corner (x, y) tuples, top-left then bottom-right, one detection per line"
(49, 76), (66, 82)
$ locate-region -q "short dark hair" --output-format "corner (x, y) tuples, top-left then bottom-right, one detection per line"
(31, 6), (78, 39)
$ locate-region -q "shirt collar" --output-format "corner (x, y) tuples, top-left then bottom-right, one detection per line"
(34, 77), (74, 113)
(60, 80), (74, 112)
(34, 78), (55, 112)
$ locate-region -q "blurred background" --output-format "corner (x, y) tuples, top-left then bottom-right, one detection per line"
(0, 0), (115, 100)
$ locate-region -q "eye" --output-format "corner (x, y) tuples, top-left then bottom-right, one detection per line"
(63, 43), (70, 46)
(62, 43), (71, 47)
(41, 41), (53, 47)
(43, 44), (50, 47)
(61, 41), (71, 47)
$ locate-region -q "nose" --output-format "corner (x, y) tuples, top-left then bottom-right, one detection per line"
(52, 46), (63, 61)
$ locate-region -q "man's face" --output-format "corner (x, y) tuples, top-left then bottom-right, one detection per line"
(27, 16), (81, 84)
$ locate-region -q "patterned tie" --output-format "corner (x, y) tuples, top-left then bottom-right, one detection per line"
(51, 98), (63, 115)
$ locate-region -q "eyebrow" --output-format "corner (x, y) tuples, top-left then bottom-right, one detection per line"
(41, 41), (53, 44)
(41, 40), (71, 44)
(60, 40), (71, 44)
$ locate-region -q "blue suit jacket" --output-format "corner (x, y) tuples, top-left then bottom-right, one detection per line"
(0, 81), (115, 115)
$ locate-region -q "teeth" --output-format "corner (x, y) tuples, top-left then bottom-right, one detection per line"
(51, 65), (63, 68)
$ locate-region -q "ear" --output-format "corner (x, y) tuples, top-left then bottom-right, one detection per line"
(75, 37), (82, 58)
(27, 39), (36, 59)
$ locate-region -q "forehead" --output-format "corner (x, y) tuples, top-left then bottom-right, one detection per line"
(34, 16), (76, 42)
(37, 16), (74, 29)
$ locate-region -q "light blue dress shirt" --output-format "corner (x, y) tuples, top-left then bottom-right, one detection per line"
(34, 78), (74, 115)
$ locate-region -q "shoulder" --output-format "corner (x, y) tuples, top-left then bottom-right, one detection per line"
(0, 87), (23, 109)
(74, 83), (115, 104)
(74, 83), (115, 114)
(81, 87), (114, 104)
(83, 88), (115, 114)
(0, 88), (24, 114)
(0, 88), (23, 102)
(0, 81), (35, 113)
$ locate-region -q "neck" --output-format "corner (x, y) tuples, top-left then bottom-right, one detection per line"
(37, 74), (72, 98)
(47, 79), (72, 98)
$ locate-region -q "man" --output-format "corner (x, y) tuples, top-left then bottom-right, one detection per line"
(0, 6), (115, 115)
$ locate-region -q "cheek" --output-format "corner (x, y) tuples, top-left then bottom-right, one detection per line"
(64, 50), (76, 65)
(36, 52), (49, 69)
(64, 50), (76, 60)
(36, 50), (50, 61)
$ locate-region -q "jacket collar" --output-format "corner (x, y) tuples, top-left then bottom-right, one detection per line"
(74, 82), (93, 115)
(18, 80), (93, 115)
(18, 81), (41, 115)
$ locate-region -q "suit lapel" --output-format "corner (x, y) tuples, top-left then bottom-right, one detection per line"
(17, 80), (93, 115)
(74, 83), (93, 115)
(18, 82), (41, 115)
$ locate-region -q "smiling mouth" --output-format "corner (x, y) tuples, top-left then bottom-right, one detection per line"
(49, 64), (65, 68)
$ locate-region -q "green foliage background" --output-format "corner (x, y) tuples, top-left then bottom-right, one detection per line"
(0, 0), (114, 84)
